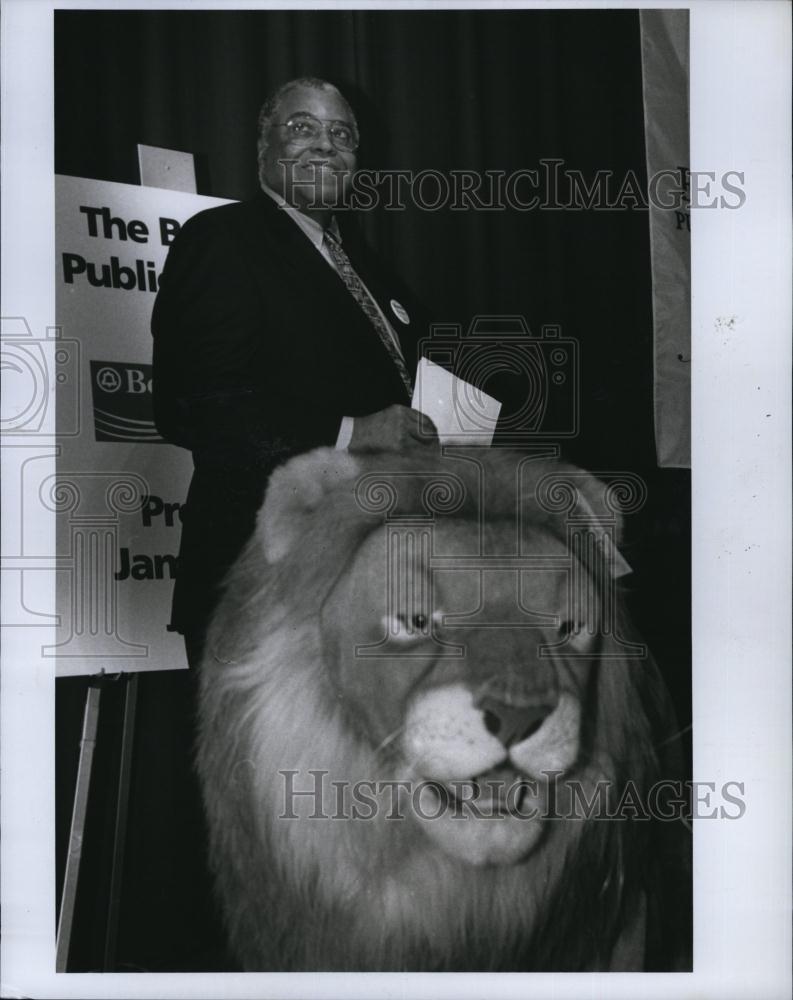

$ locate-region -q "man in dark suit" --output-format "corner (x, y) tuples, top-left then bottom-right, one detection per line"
(152, 77), (436, 662)
(128, 78), (436, 970)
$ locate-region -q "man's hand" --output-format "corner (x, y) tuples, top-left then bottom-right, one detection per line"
(349, 405), (438, 453)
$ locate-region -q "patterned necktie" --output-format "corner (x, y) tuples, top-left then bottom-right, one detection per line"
(323, 231), (413, 397)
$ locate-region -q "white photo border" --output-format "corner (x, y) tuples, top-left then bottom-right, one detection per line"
(1, 1), (790, 997)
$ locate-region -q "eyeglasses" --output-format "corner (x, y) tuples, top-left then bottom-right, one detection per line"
(273, 113), (359, 152)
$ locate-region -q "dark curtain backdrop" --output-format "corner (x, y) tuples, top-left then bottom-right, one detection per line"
(56, 7), (658, 470)
(54, 8), (690, 972)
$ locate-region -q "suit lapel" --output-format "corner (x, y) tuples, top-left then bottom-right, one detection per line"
(236, 194), (411, 401)
(238, 193), (348, 311)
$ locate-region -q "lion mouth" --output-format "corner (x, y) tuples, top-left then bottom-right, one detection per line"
(429, 767), (535, 818)
(413, 773), (546, 867)
(400, 683), (582, 865)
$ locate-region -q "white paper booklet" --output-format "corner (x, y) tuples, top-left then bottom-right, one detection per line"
(412, 358), (501, 446)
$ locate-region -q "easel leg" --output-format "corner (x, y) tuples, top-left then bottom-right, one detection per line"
(103, 672), (139, 971)
(55, 679), (102, 972)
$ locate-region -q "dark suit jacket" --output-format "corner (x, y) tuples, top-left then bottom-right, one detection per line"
(151, 192), (426, 636)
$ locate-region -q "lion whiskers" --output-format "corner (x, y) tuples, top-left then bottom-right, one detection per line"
(372, 722), (407, 758)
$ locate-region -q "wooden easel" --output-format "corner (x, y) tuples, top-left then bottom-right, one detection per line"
(55, 672), (139, 972)
(56, 146), (196, 972)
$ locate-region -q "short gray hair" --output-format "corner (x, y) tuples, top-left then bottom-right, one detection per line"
(256, 77), (357, 185)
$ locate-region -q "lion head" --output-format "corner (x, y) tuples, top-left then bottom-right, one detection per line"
(196, 447), (691, 971)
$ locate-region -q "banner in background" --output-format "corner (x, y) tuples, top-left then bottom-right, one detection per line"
(52, 176), (231, 675)
(640, 9), (691, 469)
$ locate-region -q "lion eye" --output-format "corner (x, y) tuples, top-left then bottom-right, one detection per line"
(559, 620), (582, 639)
(382, 610), (438, 641)
(557, 620), (595, 651)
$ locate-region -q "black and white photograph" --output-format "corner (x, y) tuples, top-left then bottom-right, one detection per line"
(0, 1), (790, 997)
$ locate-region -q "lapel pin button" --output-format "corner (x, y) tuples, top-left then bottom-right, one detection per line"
(390, 299), (410, 325)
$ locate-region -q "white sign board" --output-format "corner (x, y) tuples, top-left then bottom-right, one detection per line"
(52, 176), (232, 675)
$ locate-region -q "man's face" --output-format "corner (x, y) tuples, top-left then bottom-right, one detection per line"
(261, 85), (357, 212)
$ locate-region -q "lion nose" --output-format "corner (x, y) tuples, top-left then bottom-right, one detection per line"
(478, 698), (554, 747)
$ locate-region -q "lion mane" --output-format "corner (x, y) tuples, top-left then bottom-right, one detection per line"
(196, 447), (691, 971)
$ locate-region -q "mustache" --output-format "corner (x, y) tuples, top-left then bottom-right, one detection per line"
(273, 153), (351, 169)
(293, 158), (350, 171)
